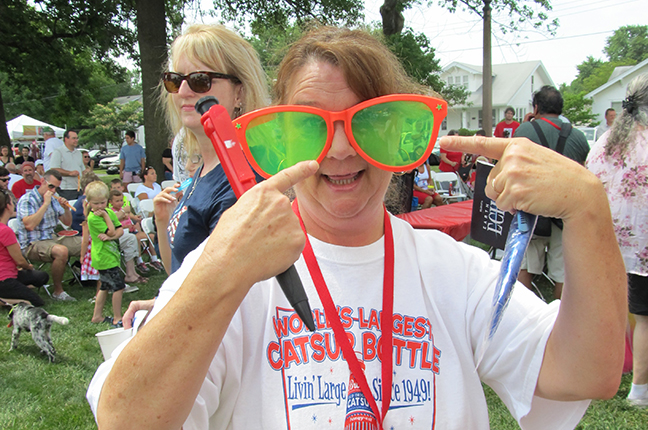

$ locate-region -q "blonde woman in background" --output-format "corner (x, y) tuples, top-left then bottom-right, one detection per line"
(153, 24), (269, 275)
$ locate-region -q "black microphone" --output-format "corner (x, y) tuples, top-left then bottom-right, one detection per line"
(196, 96), (316, 332)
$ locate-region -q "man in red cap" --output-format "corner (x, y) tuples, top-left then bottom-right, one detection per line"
(11, 162), (41, 199)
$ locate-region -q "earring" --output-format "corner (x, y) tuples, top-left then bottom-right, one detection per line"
(233, 105), (243, 118)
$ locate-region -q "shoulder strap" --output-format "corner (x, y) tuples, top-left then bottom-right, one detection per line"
(555, 122), (572, 155)
(530, 121), (550, 148)
(530, 120), (571, 155)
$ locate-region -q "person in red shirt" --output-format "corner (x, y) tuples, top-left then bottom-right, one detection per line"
(11, 162), (41, 199)
(494, 107), (520, 138)
(0, 188), (48, 306)
(438, 130), (462, 172)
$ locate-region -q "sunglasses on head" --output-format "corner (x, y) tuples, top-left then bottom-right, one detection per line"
(162, 71), (241, 94)
(233, 94), (448, 178)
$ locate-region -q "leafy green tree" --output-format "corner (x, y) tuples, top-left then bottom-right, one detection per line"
(568, 56), (604, 93)
(248, 24), (306, 84)
(559, 86), (598, 127)
(562, 25), (648, 125)
(0, 0), (138, 148)
(134, 0), (363, 177)
(213, 0), (364, 30)
(432, 0), (558, 135)
(568, 25), (648, 95)
(604, 25), (648, 63)
(79, 101), (144, 149)
(380, 28), (469, 105)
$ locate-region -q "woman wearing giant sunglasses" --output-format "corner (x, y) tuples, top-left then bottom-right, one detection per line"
(93, 27), (626, 430)
(150, 24), (269, 276)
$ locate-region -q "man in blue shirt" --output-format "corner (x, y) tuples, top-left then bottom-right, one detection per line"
(16, 169), (81, 301)
(119, 131), (146, 187)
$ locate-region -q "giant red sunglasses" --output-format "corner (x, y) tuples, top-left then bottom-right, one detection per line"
(233, 94), (448, 178)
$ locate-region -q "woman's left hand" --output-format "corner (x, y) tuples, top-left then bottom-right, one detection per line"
(440, 136), (605, 222)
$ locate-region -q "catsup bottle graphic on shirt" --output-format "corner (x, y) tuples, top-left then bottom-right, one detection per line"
(344, 352), (378, 430)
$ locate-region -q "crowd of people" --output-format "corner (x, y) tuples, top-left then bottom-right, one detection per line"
(0, 126), (167, 326)
(1, 21), (645, 429)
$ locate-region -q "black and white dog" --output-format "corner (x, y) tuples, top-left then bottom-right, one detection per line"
(8, 303), (69, 362)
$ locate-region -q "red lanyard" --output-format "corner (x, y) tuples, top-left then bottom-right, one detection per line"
(539, 117), (561, 130)
(292, 201), (394, 428)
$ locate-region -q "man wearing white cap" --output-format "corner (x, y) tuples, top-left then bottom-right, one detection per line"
(34, 160), (45, 182)
(43, 128), (64, 171)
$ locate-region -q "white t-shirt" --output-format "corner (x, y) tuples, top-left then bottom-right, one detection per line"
(135, 183), (161, 200)
(87, 216), (589, 429)
(43, 137), (64, 171)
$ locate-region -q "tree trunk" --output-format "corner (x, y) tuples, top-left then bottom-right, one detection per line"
(136, 0), (169, 182)
(0, 87), (11, 149)
(380, 0), (405, 36)
(482, 0), (493, 136)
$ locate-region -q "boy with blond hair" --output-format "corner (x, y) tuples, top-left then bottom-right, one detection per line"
(85, 181), (125, 327)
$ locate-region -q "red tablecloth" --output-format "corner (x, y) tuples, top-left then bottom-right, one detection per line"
(396, 200), (473, 241)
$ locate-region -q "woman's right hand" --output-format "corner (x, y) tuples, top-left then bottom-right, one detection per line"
(153, 184), (180, 222)
(122, 299), (156, 329)
(202, 160), (319, 287)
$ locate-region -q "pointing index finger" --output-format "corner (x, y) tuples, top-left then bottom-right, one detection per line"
(262, 160), (319, 194)
(439, 136), (510, 160)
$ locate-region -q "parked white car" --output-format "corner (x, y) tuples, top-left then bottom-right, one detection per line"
(575, 126), (598, 148)
(99, 155), (120, 169)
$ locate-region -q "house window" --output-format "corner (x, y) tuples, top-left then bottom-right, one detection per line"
(516, 108), (525, 122)
(441, 117), (447, 131)
(463, 75), (468, 85)
(448, 76), (454, 85)
(531, 75), (535, 93)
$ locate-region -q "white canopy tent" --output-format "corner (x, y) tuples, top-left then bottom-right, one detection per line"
(6, 114), (65, 140)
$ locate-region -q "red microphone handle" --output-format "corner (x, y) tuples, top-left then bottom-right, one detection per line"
(196, 96), (316, 332)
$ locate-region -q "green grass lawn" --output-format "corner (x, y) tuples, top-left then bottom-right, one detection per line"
(0, 265), (167, 429)
(0, 249), (646, 428)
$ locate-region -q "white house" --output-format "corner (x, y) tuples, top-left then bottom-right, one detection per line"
(585, 58), (648, 123)
(440, 61), (555, 134)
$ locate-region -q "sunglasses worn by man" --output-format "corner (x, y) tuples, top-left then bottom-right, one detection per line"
(231, 94), (448, 178)
(162, 71), (241, 94)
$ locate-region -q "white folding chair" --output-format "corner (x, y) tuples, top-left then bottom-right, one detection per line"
(127, 183), (140, 199)
(139, 216), (158, 261)
(433, 172), (467, 203)
(8, 218), (20, 234)
(161, 180), (177, 190)
(140, 217), (155, 236)
(138, 199), (154, 218)
(129, 196), (140, 216)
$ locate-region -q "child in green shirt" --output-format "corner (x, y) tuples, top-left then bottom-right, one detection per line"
(86, 181), (125, 328)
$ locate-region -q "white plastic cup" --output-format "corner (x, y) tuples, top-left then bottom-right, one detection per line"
(96, 327), (133, 360)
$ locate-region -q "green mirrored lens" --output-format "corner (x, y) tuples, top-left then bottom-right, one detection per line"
(351, 101), (434, 168)
(245, 111), (327, 176)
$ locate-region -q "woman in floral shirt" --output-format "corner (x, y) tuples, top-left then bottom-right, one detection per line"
(586, 73), (648, 408)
